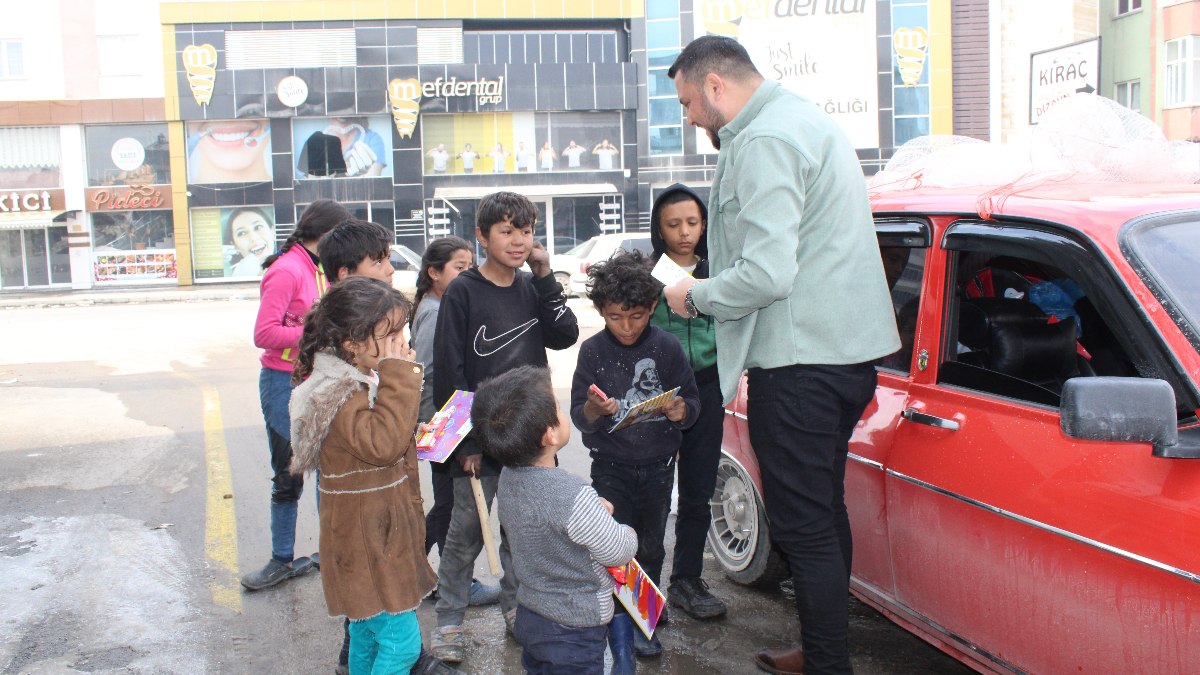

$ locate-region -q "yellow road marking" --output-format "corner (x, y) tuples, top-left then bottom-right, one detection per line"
(178, 373), (242, 612)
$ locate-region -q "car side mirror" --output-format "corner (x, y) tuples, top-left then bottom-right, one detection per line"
(1060, 377), (1193, 458)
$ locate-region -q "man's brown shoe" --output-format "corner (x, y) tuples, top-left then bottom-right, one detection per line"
(754, 646), (804, 675)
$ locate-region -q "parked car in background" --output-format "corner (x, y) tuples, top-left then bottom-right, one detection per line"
(536, 236), (581, 256)
(709, 181), (1200, 673)
(565, 232), (652, 297)
(388, 244), (421, 296)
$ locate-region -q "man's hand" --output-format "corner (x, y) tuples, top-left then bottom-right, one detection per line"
(665, 277), (698, 317)
(459, 453), (482, 477)
(663, 396), (688, 423)
(527, 241), (551, 278)
(583, 387), (619, 422)
(598, 498), (615, 515)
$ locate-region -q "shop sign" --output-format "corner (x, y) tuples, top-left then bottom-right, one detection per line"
(276, 76), (309, 108)
(421, 76), (505, 105)
(111, 137), (146, 171)
(0, 189), (66, 213)
(87, 184), (173, 211)
(182, 44), (218, 107)
(387, 75), (506, 138)
(1029, 38), (1100, 125)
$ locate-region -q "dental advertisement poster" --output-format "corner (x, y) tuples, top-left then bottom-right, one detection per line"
(186, 119), (273, 184)
(191, 206), (276, 280)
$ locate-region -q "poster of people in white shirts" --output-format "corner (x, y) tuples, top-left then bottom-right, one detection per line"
(692, 0), (880, 151)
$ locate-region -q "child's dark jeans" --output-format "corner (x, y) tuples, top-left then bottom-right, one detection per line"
(589, 455), (675, 585)
(513, 605), (607, 674)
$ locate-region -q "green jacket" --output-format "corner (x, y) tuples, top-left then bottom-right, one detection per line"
(651, 264), (717, 375)
(691, 80), (900, 403)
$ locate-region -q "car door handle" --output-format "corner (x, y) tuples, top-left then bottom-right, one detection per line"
(901, 408), (960, 431)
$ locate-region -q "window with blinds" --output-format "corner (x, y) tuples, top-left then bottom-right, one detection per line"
(418, 27), (464, 64)
(224, 29), (356, 70)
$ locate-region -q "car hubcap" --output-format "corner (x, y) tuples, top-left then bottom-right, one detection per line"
(708, 455), (760, 572)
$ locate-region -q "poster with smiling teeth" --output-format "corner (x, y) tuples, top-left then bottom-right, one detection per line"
(185, 119), (273, 184)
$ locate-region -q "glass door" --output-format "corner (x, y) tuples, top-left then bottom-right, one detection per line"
(0, 227), (72, 289)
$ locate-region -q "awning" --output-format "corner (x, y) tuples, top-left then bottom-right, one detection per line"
(0, 126), (61, 170)
(433, 183), (618, 201)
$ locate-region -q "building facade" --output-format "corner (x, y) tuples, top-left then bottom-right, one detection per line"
(161, 1), (640, 285)
(1101, 0), (1200, 140)
(0, 0), (166, 291)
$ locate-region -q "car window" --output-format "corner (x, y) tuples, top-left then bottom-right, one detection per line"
(569, 239), (596, 257)
(877, 246), (926, 374)
(621, 238), (653, 256)
(938, 249), (1135, 408)
(389, 250), (416, 271)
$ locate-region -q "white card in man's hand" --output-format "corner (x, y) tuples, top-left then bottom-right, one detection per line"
(651, 254), (691, 287)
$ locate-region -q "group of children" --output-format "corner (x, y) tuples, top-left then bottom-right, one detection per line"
(246, 183), (725, 674)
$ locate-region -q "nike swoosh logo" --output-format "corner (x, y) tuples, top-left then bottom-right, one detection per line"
(473, 319), (539, 357)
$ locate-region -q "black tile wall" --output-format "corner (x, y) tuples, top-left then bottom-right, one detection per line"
(272, 154), (294, 186)
(357, 46), (387, 67)
(357, 27), (386, 47)
(387, 26), (417, 46)
(535, 64), (566, 110)
(566, 64), (596, 110)
(506, 64), (536, 110)
(274, 190), (295, 223)
(245, 183), (273, 204)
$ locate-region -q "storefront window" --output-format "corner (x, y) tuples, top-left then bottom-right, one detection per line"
(185, 119), (273, 184)
(190, 206), (276, 281)
(421, 111), (621, 175)
(86, 124), (171, 186)
(90, 210), (176, 284)
(292, 116), (394, 179)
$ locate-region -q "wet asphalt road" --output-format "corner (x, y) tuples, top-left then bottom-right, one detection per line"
(0, 299), (969, 674)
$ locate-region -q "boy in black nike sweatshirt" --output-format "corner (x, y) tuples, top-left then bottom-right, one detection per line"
(570, 250), (699, 662)
(430, 191), (579, 662)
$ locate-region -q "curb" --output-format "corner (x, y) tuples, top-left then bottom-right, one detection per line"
(0, 285), (261, 309)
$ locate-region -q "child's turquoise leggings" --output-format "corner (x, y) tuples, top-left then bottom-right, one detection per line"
(348, 610), (421, 674)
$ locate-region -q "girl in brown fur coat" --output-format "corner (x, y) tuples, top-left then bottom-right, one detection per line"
(289, 277), (439, 673)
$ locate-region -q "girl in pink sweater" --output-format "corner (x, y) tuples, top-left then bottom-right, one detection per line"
(243, 199), (351, 595)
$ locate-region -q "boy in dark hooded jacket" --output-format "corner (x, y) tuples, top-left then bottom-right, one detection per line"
(649, 184), (729, 621)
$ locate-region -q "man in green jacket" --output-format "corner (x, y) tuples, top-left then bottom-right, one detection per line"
(664, 36), (899, 675)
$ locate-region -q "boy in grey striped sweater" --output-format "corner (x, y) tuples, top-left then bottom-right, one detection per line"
(471, 366), (638, 674)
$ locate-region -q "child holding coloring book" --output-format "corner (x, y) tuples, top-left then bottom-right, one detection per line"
(473, 365), (638, 674)
(287, 277), (445, 674)
(570, 250), (700, 671)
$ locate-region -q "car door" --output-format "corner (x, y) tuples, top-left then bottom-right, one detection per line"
(882, 219), (1200, 673)
(846, 218), (932, 601)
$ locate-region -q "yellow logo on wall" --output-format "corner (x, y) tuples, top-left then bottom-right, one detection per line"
(182, 44), (218, 106)
(892, 27), (929, 87)
(388, 79), (422, 139)
(699, 0), (745, 37)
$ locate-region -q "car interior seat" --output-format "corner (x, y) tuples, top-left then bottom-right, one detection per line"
(958, 297), (1090, 393)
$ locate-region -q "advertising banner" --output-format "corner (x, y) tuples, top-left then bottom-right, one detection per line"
(292, 116), (394, 179)
(185, 120), (272, 184)
(693, 0), (879, 148)
(191, 206), (276, 280)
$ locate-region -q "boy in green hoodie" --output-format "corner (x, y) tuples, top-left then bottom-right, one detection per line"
(649, 184), (728, 622)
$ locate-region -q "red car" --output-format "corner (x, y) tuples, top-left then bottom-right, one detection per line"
(708, 182), (1200, 673)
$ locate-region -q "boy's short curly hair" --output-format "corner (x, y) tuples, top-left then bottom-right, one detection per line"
(472, 366), (560, 467)
(586, 249), (662, 311)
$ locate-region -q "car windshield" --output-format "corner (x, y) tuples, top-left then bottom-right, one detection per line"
(1126, 216), (1200, 342)
(567, 239), (596, 257)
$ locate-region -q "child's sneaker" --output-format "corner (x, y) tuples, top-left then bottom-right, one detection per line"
(430, 625), (465, 663)
(239, 557), (315, 591)
(468, 578), (501, 606)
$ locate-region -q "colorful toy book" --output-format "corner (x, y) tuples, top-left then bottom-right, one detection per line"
(607, 558), (666, 639)
(608, 386), (680, 434)
(416, 390), (473, 463)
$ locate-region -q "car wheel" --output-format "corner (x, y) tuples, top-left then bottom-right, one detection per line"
(554, 272), (573, 296)
(708, 452), (788, 587)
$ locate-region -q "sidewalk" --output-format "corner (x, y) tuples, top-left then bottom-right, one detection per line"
(0, 282), (261, 309)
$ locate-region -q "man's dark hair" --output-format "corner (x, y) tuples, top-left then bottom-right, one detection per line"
(472, 365), (560, 467)
(586, 249), (662, 312)
(477, 191), (537, 235)
(667, 35), (761, 84)
(318, 219), (392, 280)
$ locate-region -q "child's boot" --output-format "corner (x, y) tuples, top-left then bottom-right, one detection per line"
(608, 612), (637, 675)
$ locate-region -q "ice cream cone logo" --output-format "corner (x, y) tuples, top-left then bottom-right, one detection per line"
(182, 44), (218, 106)
(700, 0), (743, 38)
(388, 78), (422, 139)
(893, 27), (929, 87)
